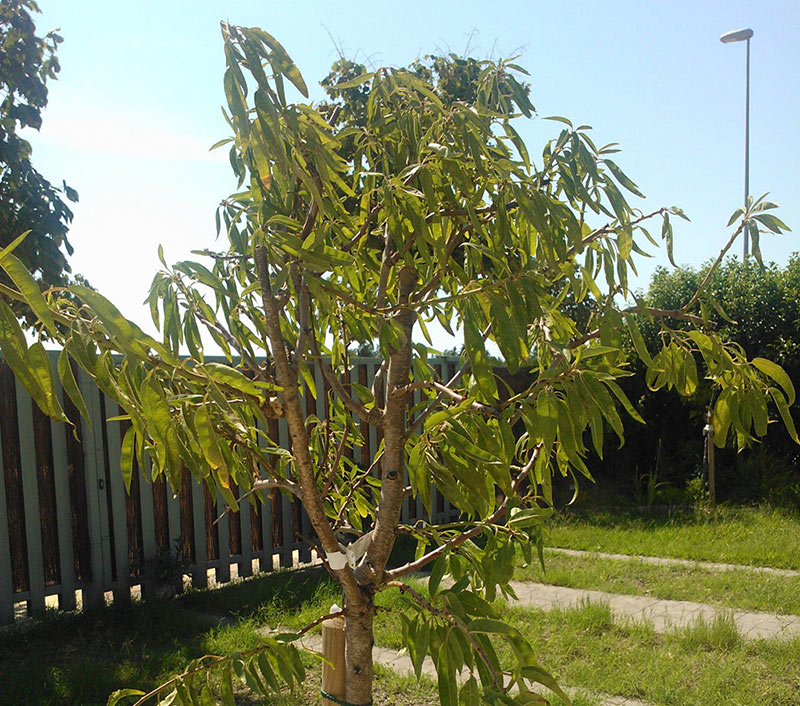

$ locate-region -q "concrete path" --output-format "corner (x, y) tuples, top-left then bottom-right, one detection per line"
(509, 580), (800, 640)
(547, 547), (800, 577)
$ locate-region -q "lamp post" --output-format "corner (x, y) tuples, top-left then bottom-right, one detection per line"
(720, 28), (753, 259)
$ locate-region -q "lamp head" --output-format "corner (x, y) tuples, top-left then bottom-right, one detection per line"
(720, 28), (754, 43)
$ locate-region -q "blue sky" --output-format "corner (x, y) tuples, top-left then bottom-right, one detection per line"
(25, 0), (800, 345)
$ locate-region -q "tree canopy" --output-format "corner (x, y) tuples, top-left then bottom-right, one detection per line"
(0, 22), (795, 706)
(0, 0), (78, 326)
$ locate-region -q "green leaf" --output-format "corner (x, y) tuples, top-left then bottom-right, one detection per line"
(120, 425), (136, 493)
(200, 362), (264, 397)
(58, 348), (91, 426)
(604, 159), (644, 198)
(333, 72), (375, 89)
(625, 317), (653, 366)
(140, 378), (182, 487)
(247, 28), (308, 98)
(436, 642), (457, 706)
(0, 252), (57, 335)
(520, 665), (572, 705)
(0, 230), (32, 263)
(768, 388), (799, 444)
(752, 357), (795, 405)
(752, 213), (790, 234)
(463, 302), (497, 402)
(25, 342), (68, 423)
(429, 554), (447, 596)
(106, 689), (146, 706)
(468, 617), (520, 636)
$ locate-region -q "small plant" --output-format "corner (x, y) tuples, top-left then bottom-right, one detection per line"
(142, 542), (190, 601)
(686, 473), (708, 509)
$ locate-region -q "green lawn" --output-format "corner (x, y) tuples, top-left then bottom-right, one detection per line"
(547, 505), (800, 570)
(515, 550), (800, 615)
(508, 602), (800, 706)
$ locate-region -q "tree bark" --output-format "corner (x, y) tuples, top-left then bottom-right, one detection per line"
(344, 588), (375, 704)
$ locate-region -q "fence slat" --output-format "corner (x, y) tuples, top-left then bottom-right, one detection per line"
(1, 363), (28, 596)
(138, 457), (156, 598)
(77, 370), (108, 610)
(278, 419), (293, 567)
(238, 489), (253, 579)
(215, 491), (231, 583)
(16, 380), (45, 615)
(51, 393), (77, 611)
(190, 475), (207, 588)
(104, 401), (130, 604)
(0, 417), (14, 622)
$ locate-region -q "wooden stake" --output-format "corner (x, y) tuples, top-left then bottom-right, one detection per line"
(321, 611), (346, 706)
(706, 409), (716, 507)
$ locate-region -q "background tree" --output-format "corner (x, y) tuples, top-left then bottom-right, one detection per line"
(583, 255), (800, 508)
(0, 23), (794, 706)
(0, 0), (78, 327)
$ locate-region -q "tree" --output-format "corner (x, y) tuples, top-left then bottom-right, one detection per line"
(0, 23), (795, 706)
(611, 256), (800, 506)
(0, 0), (78, 327)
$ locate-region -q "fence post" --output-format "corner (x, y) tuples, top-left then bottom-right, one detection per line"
(321, 611), (346, 706)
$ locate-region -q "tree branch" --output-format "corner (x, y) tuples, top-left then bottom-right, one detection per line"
(683, 217), (748, 312)
(385, 444), (541, 580)
(255, 245), (358, 595)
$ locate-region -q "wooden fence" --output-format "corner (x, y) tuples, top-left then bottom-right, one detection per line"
(0, 353), (460, 625)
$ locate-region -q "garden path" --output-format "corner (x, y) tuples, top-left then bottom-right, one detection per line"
(547, 547), (800, 577)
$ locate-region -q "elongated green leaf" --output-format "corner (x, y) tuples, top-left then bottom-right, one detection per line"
(201, 362), (263, 397)
(106, 689), (146, 706)
(753, 357), (795, 405)
(464, 303), (496, 402)
(626, 317), (653, 366)
(0, 252), (56, 335)
(58, 348), (91, 426)
(604, 159), (644, 198)
(25, 343), (68, 422)
(120, 425), (136, 493)
(0, 230), (31, 263)
(428, 555), (447, 596)
(140, 378), (182, 487)
(768, 388), (799, 444)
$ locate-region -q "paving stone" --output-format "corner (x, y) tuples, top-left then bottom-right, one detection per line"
(507, 580), (800, 641)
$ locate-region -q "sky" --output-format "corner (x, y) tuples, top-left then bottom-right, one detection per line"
(22, 0), (800, 348)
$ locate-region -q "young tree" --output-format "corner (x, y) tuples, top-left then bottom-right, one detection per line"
(0, 0), (79, 327)
(0, 23), (794, 706)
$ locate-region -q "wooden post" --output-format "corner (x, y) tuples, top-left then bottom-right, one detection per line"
(705, 409), (716, 507)
(321, 611), (346, 706)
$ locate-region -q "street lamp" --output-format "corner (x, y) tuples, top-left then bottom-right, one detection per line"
(720, 28), (753, 259)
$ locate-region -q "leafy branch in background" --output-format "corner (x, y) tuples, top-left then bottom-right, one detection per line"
(0, 0), (80, 327)
(0, 20), (794, 706)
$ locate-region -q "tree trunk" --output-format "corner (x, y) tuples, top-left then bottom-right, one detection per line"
(344, 592), (375, 705)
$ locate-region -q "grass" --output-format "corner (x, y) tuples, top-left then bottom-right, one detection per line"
(0, 568), (339, 706)
(548, 505), (800, 569)
(372, 591), (800, 705)
(6, 504), (800, 706)
(504, 602), (800, 706)
(515, 550), (800, 615)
